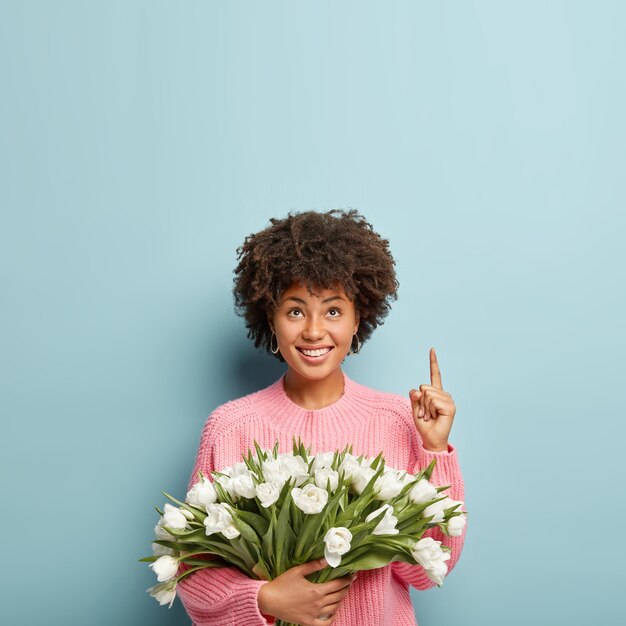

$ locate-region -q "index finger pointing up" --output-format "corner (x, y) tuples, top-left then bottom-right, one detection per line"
(430, 347), (443, 389)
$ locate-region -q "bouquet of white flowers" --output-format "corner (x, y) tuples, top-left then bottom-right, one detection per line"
(141, 439), (466, 625)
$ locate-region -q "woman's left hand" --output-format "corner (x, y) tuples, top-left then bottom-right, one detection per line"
(409, 348), (456, 452)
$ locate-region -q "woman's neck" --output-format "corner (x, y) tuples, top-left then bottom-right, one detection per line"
(282, 368), (345, 410)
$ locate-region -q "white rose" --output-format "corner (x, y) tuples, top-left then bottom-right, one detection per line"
(408, 479), (438, 505)
(147, 581), (177, 608)
(261, 459), (290, 488)
(447, 513), (466, 537)
(373, 470), (404, 500)
(291, 483), (329, 514)
(162, 504), (188, 530)
(256, 482), (280, 507)
(365, 504), (399, 535)
(315, 467), (339, 491)
(186, 477), (218, 508)
(152, 542), (175, 557)
(411, 537), (451, 584)
(231, 473), (257, 499)
(279, 454), (310, 486)
(204, 503), (236, 535)
(351, 466), (376, 495)
(323, 527), (352, 567)
(150, 555), (179, 582)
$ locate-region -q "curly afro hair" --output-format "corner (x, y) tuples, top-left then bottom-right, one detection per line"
(233, 209), (399, 360)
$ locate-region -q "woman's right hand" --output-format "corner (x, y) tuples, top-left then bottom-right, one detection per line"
(257, 558), (356, 626)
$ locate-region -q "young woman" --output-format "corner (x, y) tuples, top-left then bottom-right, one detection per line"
(176, 209), (466, 626)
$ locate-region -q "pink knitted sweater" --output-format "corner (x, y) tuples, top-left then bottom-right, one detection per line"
(176, 372), (466, 626)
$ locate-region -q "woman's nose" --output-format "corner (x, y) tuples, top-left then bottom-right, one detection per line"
(302, 315), (325, 340)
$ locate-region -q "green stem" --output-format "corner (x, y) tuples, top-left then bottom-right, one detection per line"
(174, 566), (204, 583)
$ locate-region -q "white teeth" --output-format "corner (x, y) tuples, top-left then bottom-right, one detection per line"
(301, 348), (331, 357)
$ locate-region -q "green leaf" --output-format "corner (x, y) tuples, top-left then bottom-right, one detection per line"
(274, 490), (297, 576)
(423, 458), (437, 481)
(369, 451), (385, 471)
(252, 560), (271, 581)
(231, 515), (261, 545)
(161, 491), (187, 508)
(261, 516), (275, 571)
(235, 509), (269, 537)
(180, 557), (227, 567)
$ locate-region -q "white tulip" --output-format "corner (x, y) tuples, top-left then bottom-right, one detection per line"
(256, 482), (280, 507)
(365, 504), (399, 535)
(214, 473), (235, 498)
(150, 555), (179, 582)
(315, 467), (339, 491)
(373, 470), (404, 500)
(447, 513), (467, 537)
(411, 537), (451, 585)
(221, 524), (241, 539)
(425, 559), (448, 585)
(291, 483), (329, 514)
(162, 504), (188, 530)
(154, 519), (174, 540)
(338, 457), (361, 481)
(279, 454), (310, 486)
(261, 459), (290, 488)
(423, 498), (448, 523)
(230, 462), (252, 477)
(152, 542), (175, 557)
(147, 581), (177, 608)
(351, 466), (375, 495)
(323, 527), (352, 567)
(186, 477), (218, 508)
(231, 473), (257, 499)
(408, 479), (438, 505)
(312, 451), (335, 472)
(204, 503), (236, 536)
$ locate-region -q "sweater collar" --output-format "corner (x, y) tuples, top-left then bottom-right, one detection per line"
(253, 370), (379, 431)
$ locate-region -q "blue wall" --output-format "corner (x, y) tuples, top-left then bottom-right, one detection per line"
(1, 2), (624, 625)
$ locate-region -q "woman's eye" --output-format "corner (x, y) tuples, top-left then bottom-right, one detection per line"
(287, 309), (302, 317)
(328, 308), (341, 317)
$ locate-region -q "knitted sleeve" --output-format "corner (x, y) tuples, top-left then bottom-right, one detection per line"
(175, 408), (274, 626)
(391, 442), (467, 591)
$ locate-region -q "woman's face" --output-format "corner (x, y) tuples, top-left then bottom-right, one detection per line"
(270, 282), (359, 383)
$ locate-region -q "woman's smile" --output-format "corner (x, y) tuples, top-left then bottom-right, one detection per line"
(295, 345), (334, 362)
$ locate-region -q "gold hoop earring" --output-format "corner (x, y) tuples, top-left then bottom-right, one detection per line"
(270, 331), (280, 355)
(349, 333), (361, 355)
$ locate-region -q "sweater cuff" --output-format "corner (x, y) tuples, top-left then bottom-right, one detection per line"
(415, 443), (461, 486)
(234, 580), (273, 625)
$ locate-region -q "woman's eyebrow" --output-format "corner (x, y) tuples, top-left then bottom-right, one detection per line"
(284, 295), (345, 304)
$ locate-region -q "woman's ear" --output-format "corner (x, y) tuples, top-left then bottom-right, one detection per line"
(353, 311), (360, 335)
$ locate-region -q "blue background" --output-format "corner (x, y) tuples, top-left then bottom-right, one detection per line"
(1, 2), (624, 625)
